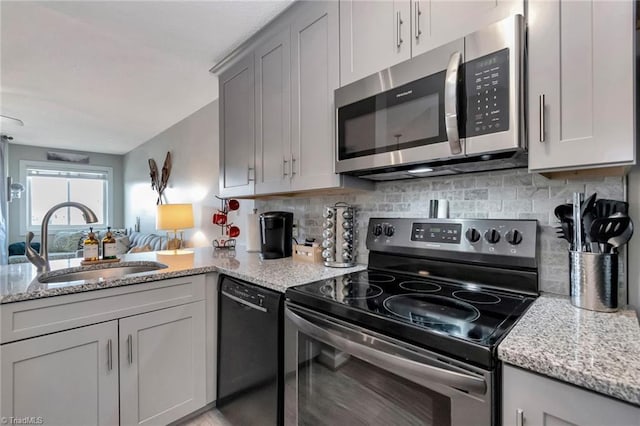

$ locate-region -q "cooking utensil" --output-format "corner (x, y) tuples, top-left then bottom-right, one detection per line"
(607, 213), (634, 253)
(573, 193), (584, 251)
(555, 222), (573, 244)
(589, 215), (632, 253)
(554, 204), (573, 222)
(580, 193), (597, 251)
(595, 199), (629, 218)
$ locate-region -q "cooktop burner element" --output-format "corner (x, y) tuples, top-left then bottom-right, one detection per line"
(453, 290), (501, 304)
(286, 218), (538, 369)
(399, 280), (442, 293)
(357, 272), (395, 283)
(384, 294), (480, 324)
(319, 282), (383, 300)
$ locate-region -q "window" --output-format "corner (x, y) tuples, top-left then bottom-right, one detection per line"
(20, 161), (113, 232)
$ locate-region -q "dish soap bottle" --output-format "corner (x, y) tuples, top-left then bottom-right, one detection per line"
(102, 227), (117, 260)
(83, 227), (99, 261)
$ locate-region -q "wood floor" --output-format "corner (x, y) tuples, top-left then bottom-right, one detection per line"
(179, 409), (231, 426)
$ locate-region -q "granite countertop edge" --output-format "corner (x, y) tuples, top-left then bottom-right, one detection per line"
(498, 295), (640, 407)
(0, 248), (367, 304)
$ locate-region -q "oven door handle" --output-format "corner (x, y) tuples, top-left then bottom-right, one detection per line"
(444, 51), (463, 156)
(285, 306), (487, 396)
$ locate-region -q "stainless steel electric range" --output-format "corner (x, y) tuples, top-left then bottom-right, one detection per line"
(284, 218), (538, 426)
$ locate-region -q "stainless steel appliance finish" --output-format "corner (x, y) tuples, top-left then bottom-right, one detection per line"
(285, 218), (538, 425)
(334, 15), (525, 180)
(570, 251), (619, 312)
(217, 275), (283, 425)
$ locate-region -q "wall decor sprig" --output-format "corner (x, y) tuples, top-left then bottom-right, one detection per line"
(148, 151), (172, 205)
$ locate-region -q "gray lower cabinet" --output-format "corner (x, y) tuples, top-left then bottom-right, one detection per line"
(502, 364), (640, 426)
(219, 54), (256, 197)
(120, 301), (206, 425)
(0, 321), (120, 426)
(0, 275), (211, 426)
(528, 0), (635, 173)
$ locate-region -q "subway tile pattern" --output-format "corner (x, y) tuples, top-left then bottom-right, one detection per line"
(256, 168), (626, 295)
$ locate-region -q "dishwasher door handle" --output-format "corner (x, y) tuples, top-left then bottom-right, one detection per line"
(222, 290), (268, 313)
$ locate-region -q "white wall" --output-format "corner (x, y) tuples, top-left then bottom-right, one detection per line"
(123, 100), (250, 247)
(6, 144), (124, 244)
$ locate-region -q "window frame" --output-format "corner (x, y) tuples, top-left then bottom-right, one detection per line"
(19, 160), (114, 235)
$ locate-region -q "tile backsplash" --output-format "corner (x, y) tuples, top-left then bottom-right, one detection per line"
(256, 168), (625, 295)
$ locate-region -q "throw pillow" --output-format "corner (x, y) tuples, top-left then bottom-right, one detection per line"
(115, 236), (130, 255)
(50, 231), (84, 253)
(128, 244), (152, 254)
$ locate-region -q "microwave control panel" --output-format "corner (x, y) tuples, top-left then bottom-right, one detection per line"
(465, 48), (510, 137)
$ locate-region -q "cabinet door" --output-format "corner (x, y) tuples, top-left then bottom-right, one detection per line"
(503, 365), (640, 426)
(219, 55), (255, 197)
(413, 0), (523, 57)
(255, 27), (292, 195)
(0, 321), (119, 426)
(120, 301), (206, 425)
(290, 1), (341, 191)
(340, 0), (411, 86)
(528, 0), (635, 172)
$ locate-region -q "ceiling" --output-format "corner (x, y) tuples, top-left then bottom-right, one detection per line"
(0, 0), (293, 155)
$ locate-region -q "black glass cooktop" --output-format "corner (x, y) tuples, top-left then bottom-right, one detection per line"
(286, 270), (535, 369)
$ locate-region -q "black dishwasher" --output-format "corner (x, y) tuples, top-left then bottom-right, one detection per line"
(217, 275), (283, 426)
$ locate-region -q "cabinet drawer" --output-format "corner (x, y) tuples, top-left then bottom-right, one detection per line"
(1, 275), (205, 344)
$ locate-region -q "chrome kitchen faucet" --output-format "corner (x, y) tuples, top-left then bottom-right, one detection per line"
(25, 202), (99, 272)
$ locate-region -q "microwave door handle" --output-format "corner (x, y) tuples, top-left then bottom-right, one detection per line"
(285, 307), (487, 396)
(445, 51), (463, 155)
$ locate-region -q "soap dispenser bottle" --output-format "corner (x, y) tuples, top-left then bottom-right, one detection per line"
(102, 227), (117, 260)
(83, 227), (99, 261)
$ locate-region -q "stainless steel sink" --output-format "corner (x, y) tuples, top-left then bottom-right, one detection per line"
(38, 262), (168, 284)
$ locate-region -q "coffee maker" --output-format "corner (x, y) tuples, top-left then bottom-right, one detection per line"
(259, 211), (293, 259)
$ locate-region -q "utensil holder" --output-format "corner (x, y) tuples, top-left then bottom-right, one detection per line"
(321, 202), (356, 268)
(569, 251), (618, 312)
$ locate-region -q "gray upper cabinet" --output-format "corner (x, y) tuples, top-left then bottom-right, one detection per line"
(339, 0), (411, 86)
(215, 1), (372, 198)
(291, 1), (341, 191)
(340, 0), (523, 86)
(255, 28), (291, 195)
(528, 0), (636, 173)
(413, 0), (523, 57)
(219, 55), (255, 197)
(503, 364), (640, 426)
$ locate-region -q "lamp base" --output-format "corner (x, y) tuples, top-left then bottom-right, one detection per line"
(166, 231), (183, 250)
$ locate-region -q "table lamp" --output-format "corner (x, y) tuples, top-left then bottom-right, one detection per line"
(156, 203), (194, 250)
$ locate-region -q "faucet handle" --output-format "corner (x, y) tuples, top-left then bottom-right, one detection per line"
(25, 232), (48, 272)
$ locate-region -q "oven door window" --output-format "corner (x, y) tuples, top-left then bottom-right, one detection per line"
(338, 71), (447, 161)
(292, 334), (451, 426)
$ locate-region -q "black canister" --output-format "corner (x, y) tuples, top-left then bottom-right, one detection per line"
(259, 211), (293, 259)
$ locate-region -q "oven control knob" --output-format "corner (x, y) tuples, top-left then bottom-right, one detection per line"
(505, 229), (523, 245)
(465, 228), (481, 243)
(384, 225), (395, 237)
(373, 224), (383, 237)
(484, 229), (501, 244)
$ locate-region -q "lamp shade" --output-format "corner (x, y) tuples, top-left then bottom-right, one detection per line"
(156, 203), (194, 231)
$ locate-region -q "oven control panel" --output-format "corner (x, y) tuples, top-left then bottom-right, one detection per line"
(367, 218), (537, 268)
(411, 223), (462, 244)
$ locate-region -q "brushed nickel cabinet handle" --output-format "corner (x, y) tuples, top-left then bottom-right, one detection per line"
(539, 94), (545, 143)
(107, 339), (113, 371)
(127, 334), (133, 365)
(516, 408), (524, 426)
(415, 2), (422, 40)
(291, 156), (296, 179)
(247, 166), (255, 182)
(283, 158), (288, 178)
(396, 11), (404, 48)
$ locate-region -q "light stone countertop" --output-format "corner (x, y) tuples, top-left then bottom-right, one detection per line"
(0, 247), (366, 304)
(498, 295), (640, 406)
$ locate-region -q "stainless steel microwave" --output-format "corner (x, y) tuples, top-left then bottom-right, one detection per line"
(335, 15), (526, 180)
